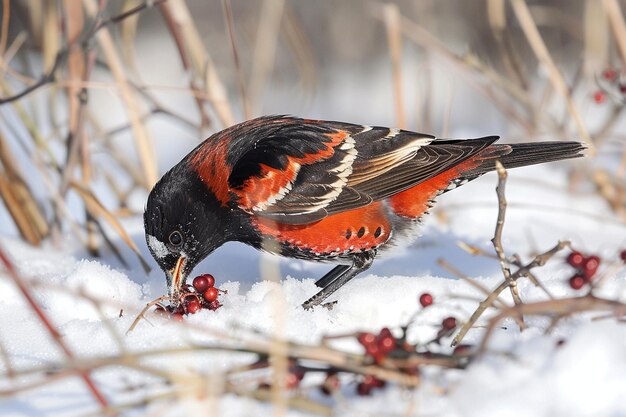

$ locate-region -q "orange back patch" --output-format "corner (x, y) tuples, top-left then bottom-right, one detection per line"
(189, 140), (231, 206)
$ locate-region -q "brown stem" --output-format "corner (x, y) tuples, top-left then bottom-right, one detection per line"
(491, 161), (525, 320)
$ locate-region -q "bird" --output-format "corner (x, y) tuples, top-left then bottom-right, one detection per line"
(144, 115), (585, 309)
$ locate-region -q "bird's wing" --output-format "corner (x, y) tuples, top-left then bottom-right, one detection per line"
(227, 116), (498, 224)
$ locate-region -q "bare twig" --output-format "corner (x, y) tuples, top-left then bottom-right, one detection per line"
(479, 295), (626, 353)
(451, 237), (569, 347)
(126, 296), (170, 334)
(491, 161), (524, 319)
(0, 51), (66, 104)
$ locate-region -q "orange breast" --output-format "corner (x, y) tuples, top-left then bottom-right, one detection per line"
(252, 201), (391, 255)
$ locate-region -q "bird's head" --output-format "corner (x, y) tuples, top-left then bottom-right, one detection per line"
(144, 163), (228, 301)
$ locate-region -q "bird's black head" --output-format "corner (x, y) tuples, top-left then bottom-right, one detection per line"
(144, 162), (228, 300)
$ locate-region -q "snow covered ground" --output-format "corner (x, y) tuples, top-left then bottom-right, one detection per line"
(1, 160), (626, 417)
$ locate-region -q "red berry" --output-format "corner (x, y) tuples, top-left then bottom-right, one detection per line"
(378, 336), (396, 353)
(285, 372), (302, 389)
(442, 317), (457, 331)
(594, 91), (606, 103)
(620, 84), (626, 94)
(379, 327), (392, 339)
(566, 251), (585, 268)
(204, 274), (216, 288)
(171, 312), (184, 321)
(192, 276), (210, 293)
(583, 255), (600, 279)
(362, 374), (385, 388)
(419, 293), (433, 307)
(569, 275), (586, 290)
(208, 300), (222, 310)
(365, 343), (381, 357)
(320, 373), (340, 396)
(357, 332), (376, 347)
(356, 382), (372, 396)
(186, 300), (201, 314)
(603, 69), (617, 81)
(620, 250), (626, 262)
(204, 287), (219, 302)
(364, 343), (385, 363)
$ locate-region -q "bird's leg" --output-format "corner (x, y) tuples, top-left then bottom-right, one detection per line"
(314, 264), (352, 288)
(302, 251), (376, 310)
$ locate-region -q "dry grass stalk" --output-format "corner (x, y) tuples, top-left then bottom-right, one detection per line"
(167, 0), (235, 127)
(158, 2), (211, 129)
(249, 0), (285, 116)
(383, 3), (406, 129)
(119, 0), (142, 74)
(393, 13), (539, 133)
(0, 0), (9, 58)
(282, 4), (317, 100)
(592, 170), (626, 221)
(0, 135), (48, 244)
(511, 0), (594, 151)
(82, 0), (158, 188)
(602, 0), (626, 70)
(69, 181), (151, 272)
(487, 0), (527, 89)
(583, 0), (609, 75)
(222, 0), (252, 120)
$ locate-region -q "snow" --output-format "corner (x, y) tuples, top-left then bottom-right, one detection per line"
(1, 164), (626, 416)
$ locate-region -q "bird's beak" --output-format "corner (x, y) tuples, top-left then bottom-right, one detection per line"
(167, 255), (187, 299)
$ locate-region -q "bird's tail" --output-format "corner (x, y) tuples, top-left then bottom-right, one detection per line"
(464, 141), (586, 179)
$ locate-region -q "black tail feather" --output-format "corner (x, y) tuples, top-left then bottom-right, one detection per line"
(466, 141), (586, 177)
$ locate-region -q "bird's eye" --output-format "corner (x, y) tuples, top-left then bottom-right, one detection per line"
(168, 231), (183, 247)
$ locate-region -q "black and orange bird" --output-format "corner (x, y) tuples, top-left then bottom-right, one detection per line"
(144, 116), (584, 309)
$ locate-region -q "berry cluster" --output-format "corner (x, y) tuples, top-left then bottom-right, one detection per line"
(357, 328), (398, 364)
(594, 68), (626, 104)
(566, 251), (601, 290)
(256, 291), (467, 398)
(155, 273), (223, 320)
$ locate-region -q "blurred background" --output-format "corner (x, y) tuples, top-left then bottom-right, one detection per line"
(0, 0), (624, 270)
